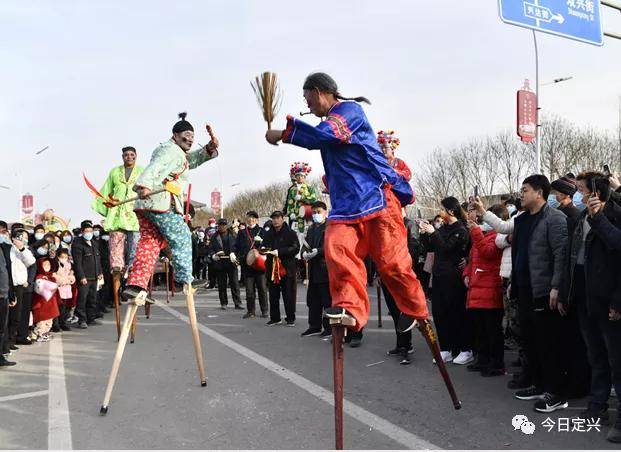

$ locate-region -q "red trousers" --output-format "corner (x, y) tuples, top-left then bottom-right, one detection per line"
(324, 190), (429, 330)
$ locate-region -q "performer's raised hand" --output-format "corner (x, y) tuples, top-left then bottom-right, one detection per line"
(205, 124), (219, 153)
(265, 129), (283, 146)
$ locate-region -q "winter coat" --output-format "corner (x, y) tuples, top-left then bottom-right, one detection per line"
(235, 224), (265, 275)
(495, 234), (512, 279)
(0, 243), (15, 301)
(208, 230), (238, 272)
(72, 237), (103, 281)
(54, 261), (76, 300)
(423, 221), (470, 279)
(261, 223), (300, 283)
(134, 139), (218, 214)
(10, 245), (36, 286)
(0, 246), (9, 300)
(304, 221), (328, 284)
(92, 164), (144, 232)
(32, 259), (60, 323)
(463, 227), (503, 309)
(561, 201), (621, 315)
(510, 204), (568, 302)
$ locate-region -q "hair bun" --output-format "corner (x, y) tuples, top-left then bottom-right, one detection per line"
(178, 112), (187, 120)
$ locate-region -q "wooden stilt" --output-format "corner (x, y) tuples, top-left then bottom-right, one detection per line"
(145, 274), (153, 319)
(165, 261), (170, 304)
(185, 285), (207, 386)
(332, 325), (345, 450)
(376, 280), (383, 328)
(327, 313), (355, 450)
(112, 272), (122, 341)
(100, 303), (139, 415)
(417, 320), (462, 409)
(130, 312), (137, 344)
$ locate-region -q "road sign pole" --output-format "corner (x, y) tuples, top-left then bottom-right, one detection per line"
(533, 30), (541, 174)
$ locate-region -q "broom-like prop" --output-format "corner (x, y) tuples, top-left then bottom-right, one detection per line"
(251, 72), (282, 129)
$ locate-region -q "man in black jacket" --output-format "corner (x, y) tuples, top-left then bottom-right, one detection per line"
(301, 202), (331, 337)
(0, 222), (16, 367)
(72, 220), (104, 328)
(236, 211), (268, 318)
(261, 211), (300, 326)
(511, 175), (569, 413)
(562, 173), (621, 443)
(551, 176), (581, 231)
(209, 219), (241, 310)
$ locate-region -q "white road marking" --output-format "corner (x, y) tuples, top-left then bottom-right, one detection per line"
(157, 302), (438, 449)
(48, 335), (73, 450)
(0, 390), (48, 403)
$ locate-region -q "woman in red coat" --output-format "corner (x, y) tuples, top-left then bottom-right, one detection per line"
(32, 256), (60, 342)
(463, 204), (507, 376)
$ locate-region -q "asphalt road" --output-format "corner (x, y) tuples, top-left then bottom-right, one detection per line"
(0, 284), (618, 450)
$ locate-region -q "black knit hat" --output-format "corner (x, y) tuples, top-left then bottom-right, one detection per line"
(246, 210), (259, 219)
(172, 112), (194, 134)
(551, 177), (577, 196)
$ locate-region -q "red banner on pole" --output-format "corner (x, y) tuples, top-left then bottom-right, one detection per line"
(21, 193), (34, 215)
(210, 190), (221, 212)
(517, 79), (537, 143)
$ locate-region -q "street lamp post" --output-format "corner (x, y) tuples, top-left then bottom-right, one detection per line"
(531, 30), (572, 175)
(221, 182), (240, 220)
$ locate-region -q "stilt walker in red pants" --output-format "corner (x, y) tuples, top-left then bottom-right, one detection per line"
(100, 112), (219, 415)
(265, 73), (461, 449)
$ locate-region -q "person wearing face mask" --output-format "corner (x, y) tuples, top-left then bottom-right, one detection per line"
(236, 211), (268, 319)
(92, 224), (112, 316)
(550, 177), (580, 230)
(31, 224), (46, 246)
(122, 112), (219, 306)
(0, 231), (16, 367)
(60, 230), (73, 252)
(462, 205), (507, 377)
(53, 248), (75, 331)
(193, 229), (207, 280)
(5, 228), (36, 353)
(208, 219), (242, 310)
(71, 221), (103, 328)
(419, 197), (471, 365)
(301, 202), (331, 337)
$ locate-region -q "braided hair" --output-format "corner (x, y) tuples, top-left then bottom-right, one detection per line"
(302, 72), (371, 105)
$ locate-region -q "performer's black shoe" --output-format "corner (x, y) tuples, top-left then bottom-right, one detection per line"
(396, 313), (417, 333)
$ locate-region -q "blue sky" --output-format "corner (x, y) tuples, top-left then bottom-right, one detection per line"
(1, 0), (620, 225)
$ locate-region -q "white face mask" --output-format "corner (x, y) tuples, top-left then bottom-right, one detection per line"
(312, 213), (325, 224)
(35, 232), (45, 241)
(434, 222), (442, 230)
(481, 223), (493, 232)
(0, 234), (9, 244)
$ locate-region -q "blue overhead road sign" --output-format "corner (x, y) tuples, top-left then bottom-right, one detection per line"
(498, 0), (604, 46)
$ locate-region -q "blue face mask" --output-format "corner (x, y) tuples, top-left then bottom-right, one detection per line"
(506, 204), (517, 215)
(63, 235), (72, 243)
(34, 232), (45, 241)
(573, 192), (586, 210)
(37, 247), (48, 256)
(0, 235), (9, 244)
(83, 232), (94, 241)
(547, 195), (560, 209)
(312, 213), (325, 224)
(93, 230), (100, 238)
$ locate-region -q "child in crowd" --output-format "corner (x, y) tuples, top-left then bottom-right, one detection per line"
(54, 248), (76, 331)
(31, 256), (60, 342)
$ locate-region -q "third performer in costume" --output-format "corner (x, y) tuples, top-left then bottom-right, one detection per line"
(265, 72), (428, 332)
